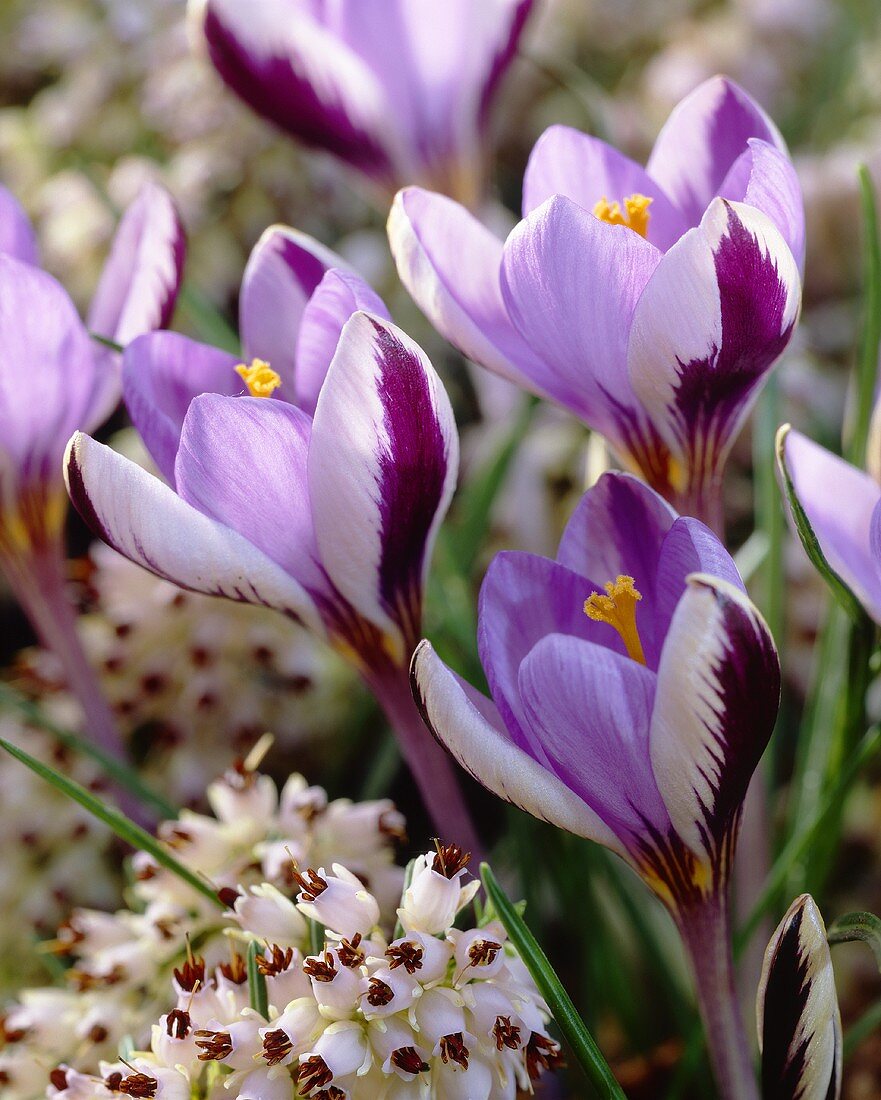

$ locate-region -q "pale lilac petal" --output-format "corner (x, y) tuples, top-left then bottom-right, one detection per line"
(784, 430), (881, 623)
(646, 76), (786, 226)
(197, 0), (400, 184)
(519, 633), (668, 845)
(295, 268), (390, 416)
(122, 331), (241, 484)
(649, 575), (780, 873)
(478, 551), (625, 764)
(87, 183), (186, 345)
(239, 224), (349, 397)
(388, 187), (549, 394)
(65, 432), (322, 631)
(0, 186), (38, 265)
(522, 125), (688, 250)
(501, 195), (661, 444)
(411, 640), (627, 857)
(718, 139), (805, 271)
(757, 894), (842, 1100)
(628, 199), (800, 482)
(309, 313), (457, 650)
(175, 394), (327, 596)
(0, 256), (115, 485)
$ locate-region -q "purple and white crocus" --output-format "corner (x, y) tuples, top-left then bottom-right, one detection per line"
(412, 471), (780, 1099)
(65, 226), (480, 853)
(391, 75), (804, 528)
(191, 0), (535, 206)
(0, 182), (184, 765)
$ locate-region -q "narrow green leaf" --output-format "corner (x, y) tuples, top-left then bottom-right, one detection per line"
(392, 858), (417, 941)
(247, 940), (269, 1019)
(827, 911), (881, 970)
(90, 332), (124, 353)
(776, 424), (865, 621)
(844, 996), (881, 1059)
(0, 735), (221, 908)
(848, 164), (881, 468)
(481, 863), (626, 1100)
(308, 917), (325, 958)
(177, 283), (241, 355)
(0, 684), (176, 820)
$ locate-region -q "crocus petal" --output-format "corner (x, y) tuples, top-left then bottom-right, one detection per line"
(0, 256), (115, 485)
(519, 633), (669, 845)
(649, 575), (780, 874)
(0, 186), (38, 265)
(478, 551), (625, 763)
(295, 268), (390, 417)
(718, 139), (805, 271)
(521, 125), (688, 250)
(783, 429), (881, 623)
(757, 894), (842, 1100)
(122, 331), (241, 484)
(174, 393), (328, 596)
(627, 199), (800, 484)
(388, 187), (549, 394)
(87, 182), (186, 346)
(238, 224), (349, 398)
(65, 432), (322, 631)
(501, 194), (662, 445)
(646, 75), (786, 227)
(309, 312), (457, 649)
(196, 0), (400, 184)
(410, 640), (627, 857)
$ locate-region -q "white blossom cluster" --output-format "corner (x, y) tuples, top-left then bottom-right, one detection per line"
(44, 844), (561, 1099)
(0, 766), (405, 1098)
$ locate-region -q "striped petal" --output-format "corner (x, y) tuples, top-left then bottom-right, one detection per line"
(122, 331), (241, 484)
(239, 224), (348, 399)
(64, 432), (322, 631)
(649, 575), (780, 879)
(388, 187), (549, 394)
(410, 640), (627, 858)
(758, 894), (842, 1100)
(627, 198), (800, 492)
(195, 0), (400, 184)
(87, 183), (186, 346)
(646, 76), (786, 227)
(309, 313), (457, 651)
(0, 185), (38, 265)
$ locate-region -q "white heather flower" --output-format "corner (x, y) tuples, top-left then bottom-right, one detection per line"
(449, 924), (508, 983)
(305, 947), (366, 1021)
(397, 846), (480, 936)
(298, 1019), (372, 1092)
(361, 965), (421, 1021)
(230, 883), (307, 946)
(383, 931), (453, 986)
(295, 864), (380, 939)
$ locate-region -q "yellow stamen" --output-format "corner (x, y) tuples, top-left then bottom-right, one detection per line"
(592, 193), (653, 238)
(235, 358), (282, 398)
(584, 574), (646, 664)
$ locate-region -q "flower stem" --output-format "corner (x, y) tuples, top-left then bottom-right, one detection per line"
(371, 670), (484, 863)
(678, 897), (759, 1100)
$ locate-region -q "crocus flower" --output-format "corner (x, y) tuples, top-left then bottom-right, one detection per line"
(191, 0), (535, 206)
(412, 470), (779, 1099)
(757, 894), (842, 1100)
(391, 76), (803, 526)
(65, 227), (479, 851)
(0, 182), (184, 764)
(778, 423), (881, 624)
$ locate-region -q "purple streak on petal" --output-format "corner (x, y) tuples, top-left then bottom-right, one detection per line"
(647, 76), (785, 227)
(87, 182), (186, 345)
(522, 125), (689, 250)
(295, 268), (390, 416)
(476, 0), (535, 128)
(519, 633), (669, 844)
(200, 0), (396, 183)
(478, 551), (626, 765)
(122, 331), (241, 485)
(0, 185), (38, 265)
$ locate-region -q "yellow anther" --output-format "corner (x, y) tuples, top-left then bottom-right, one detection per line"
(592, 193), (653, 238)
(584, 574), (646, 665)
(235, 358), (281, 398)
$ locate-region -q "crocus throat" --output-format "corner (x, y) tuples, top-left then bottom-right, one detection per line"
(235, 358), (281, 398)
(584, 574), (646, 664)
(592, 193), (652, 238)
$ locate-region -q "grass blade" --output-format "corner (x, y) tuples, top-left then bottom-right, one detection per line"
(481, 862), (626, 1100)
(827, 911), (881, 969)
(0, 735), (221, 908)
(247, 940), (269, 1018)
